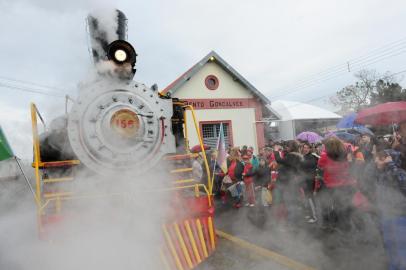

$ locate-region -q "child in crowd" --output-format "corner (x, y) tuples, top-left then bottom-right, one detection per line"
(248, 146), (259, 172)
(242, 152), (256, 207)
(226, 147), (244, 208)
(256, 158), (272, 207)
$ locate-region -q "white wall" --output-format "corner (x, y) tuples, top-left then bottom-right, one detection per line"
(276, 120), (295, 140)
(184, 108), (258, 152)
(171, 59), (261, 152)
(173, 62), (253, 99)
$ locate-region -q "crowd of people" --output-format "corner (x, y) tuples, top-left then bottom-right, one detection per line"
(203, 123), (406, 231)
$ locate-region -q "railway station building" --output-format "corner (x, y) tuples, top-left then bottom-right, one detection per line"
(160, 51), (279, 153)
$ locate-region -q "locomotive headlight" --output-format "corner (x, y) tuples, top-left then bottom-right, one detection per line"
(114, 49), (127, 62)
(107, 40), (137, 65)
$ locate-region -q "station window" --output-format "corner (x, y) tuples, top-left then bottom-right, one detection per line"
(200, 122), (231, 148)
(205, 75), (219, 90)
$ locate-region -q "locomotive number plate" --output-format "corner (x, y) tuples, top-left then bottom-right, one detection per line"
(110, 109), (140, 138)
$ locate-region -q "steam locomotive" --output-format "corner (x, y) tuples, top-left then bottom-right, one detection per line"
(31, 10), (216, 270)
(38, 10), (180, 176)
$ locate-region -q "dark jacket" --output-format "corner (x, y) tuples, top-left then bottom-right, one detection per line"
(394, 141), (406, 171)
(359, 143), (373, 162)
(274, 151), (303, 185)
(301, 153), (319, 182)
(362, 158), (406, 217)
(256, 165), (271, 187)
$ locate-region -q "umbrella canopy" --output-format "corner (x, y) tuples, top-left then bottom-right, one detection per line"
(325, 131), (358, 144)
(190, 144), (211, 153)
(336, 112), (360, 129)
(324, 131), (336, 139)
(346, 126), (374, 136)
(355, 101), (406, 126)
(296, 131), (323, 143)
(335, 132), (358, 143)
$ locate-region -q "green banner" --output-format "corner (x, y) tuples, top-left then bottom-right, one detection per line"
(0, 126), (14, 161)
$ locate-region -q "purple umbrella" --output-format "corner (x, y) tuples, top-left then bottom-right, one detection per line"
(296, 131), (323, 143)
(324, 131), (337, 138)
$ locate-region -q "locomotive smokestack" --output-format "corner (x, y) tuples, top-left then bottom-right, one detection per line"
(87, 9), (137, 80)
(87, 9), (128, 63)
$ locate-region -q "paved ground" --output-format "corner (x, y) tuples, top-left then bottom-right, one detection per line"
(0, 178), (389, 270)
(199, 199), (388, 270)
(197, 236), (292, 270)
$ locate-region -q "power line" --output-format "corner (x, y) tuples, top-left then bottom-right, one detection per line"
(273, 38), (406, 92)
(270, 47), (406, 99)
(270, 38), (406, 98)
(0, 82), (65, 98)
(0, 76), (70, 94)
(271, 46), (406, 98)
(276, 68), (406, 113)
(282, 39), (406, 88)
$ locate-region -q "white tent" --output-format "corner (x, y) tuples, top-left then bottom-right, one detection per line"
(269, 100), (341, 140)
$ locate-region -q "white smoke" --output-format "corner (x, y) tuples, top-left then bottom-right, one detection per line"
(0, 165), (171, 270)
(89, 8), (121, 44)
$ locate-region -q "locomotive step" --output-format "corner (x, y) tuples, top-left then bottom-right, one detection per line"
(43, 191), (73, 199)
(43, 177), (74, 184)
(172, 179), (198, 185)
(170, 167), (193, 173)
(32, 160), (80, 168)
(164, 153), (199, 161)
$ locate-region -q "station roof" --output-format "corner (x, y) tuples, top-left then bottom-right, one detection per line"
(160, 51), (271, 105)
(269, 100), (341, 121)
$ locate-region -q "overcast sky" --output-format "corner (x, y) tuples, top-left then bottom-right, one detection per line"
(1, 0), (406, 158)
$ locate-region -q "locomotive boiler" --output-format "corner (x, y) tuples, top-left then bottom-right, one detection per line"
(30, 10), (216, 270)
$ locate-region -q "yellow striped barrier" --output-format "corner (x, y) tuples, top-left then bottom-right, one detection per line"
(216, 230), (316, 270)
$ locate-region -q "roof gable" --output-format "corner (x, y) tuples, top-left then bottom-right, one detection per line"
(160, 51), (271, 105)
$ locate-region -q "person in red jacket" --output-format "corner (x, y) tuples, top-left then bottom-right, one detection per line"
(318, 138), (357, 188)
(318, 137), (357, 230)
(242, 152), (256, 207)
(226, 147), (244, 208)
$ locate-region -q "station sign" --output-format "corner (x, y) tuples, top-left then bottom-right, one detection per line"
(183, 98), (255, 110)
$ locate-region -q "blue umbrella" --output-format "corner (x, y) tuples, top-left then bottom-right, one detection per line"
(325, 131), (358, 143)
(334, 131), (358, 143)
(346, 126), (374, 136)
(336, 112), (362, 129)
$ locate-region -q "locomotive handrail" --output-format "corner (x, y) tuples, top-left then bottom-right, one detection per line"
(39, 183), (212, 211)
(30, 103), (44, 208)
(31, 102), (48, 235)
(65, 95), (75, 116)
(182, 105), (212, 195)
(183, 105), (190, 153)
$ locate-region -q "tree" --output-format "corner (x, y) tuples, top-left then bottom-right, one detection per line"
(330, 69), (378, 112)
(371, 80), (406, 105)
(331, 69), (405, 113)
